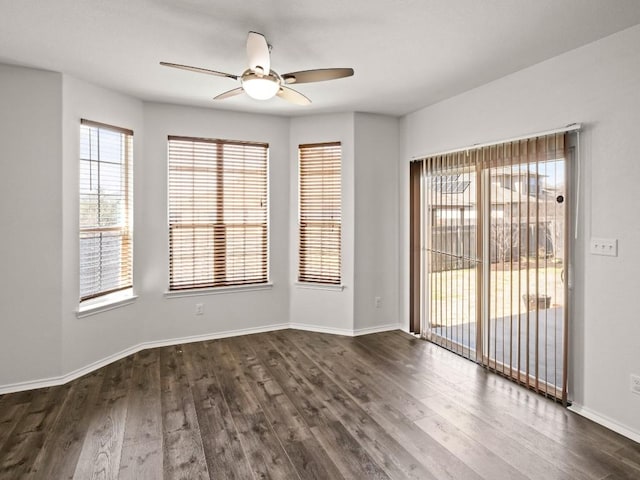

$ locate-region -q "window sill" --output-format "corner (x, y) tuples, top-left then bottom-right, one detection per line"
(164, 282), (274, 298)
(77, 290), (138, 318)
(295, 282), (345, 292)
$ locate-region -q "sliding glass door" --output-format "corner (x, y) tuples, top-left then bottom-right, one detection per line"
(413, 132), (570, 402)
(424, 158), (480, 361)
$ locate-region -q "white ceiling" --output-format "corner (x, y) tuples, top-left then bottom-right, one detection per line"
(2, 0), (640, 117)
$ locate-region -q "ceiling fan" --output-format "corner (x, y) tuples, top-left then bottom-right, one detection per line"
(160, 31), (354, 105)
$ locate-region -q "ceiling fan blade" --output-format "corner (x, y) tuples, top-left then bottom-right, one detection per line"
(246, 31), (270, 74)
(276, 86), (311, 106)
(282, 68), (354, 85)
(213, 87), (245, 100)
(160, 62), (238, 80)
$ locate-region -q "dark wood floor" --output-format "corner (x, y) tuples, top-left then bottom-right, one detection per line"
(0, 330), (638, 479)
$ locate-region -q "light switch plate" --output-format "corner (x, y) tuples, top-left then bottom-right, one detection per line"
(590, 237), (618, 257)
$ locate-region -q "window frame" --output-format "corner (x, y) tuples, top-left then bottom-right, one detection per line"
(167, 135), (270, 292)
(79, 119), (134, 305)
(298, 141), (343, 286)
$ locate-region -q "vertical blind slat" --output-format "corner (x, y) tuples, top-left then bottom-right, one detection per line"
(414, 131), (569, 403)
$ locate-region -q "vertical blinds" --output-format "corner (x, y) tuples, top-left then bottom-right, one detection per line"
(415, 132), (569, 402)
(80, 119), (133, 301)
(409, 161), (423, 334)
(168, 136), (268, 290)
(298, 142), (342, 284)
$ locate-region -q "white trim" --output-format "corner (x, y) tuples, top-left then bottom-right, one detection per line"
(77, 292), (138, 318)
(0, 322), (289, 395)
(0, 322), (406, 394)
(411, 123), (582, 160)
(288, 322), (403, 337)
(138, 323), (290, 350)
(568, 403), (640, 444)
(353, 323), (404, 336)
(0, 342), (141, 395)
(294, 282), (345, 291)
(164, 283), (273, 298)
(22, 313), (640, 463)
(289, 323), (354, 336)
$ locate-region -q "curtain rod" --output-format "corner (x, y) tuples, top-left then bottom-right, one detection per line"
(411, 123), (582, 161)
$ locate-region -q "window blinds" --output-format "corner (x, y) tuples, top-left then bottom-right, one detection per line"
(414, 132), (570, 403)
(298, 142), (342, 284)
(79, 119), (133, 301)
(168, 136), (268, 290)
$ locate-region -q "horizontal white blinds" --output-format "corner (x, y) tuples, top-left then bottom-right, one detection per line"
(298, 142), (342, 284)
(168, 136), (268, 290)
(79, 119), (133, 301)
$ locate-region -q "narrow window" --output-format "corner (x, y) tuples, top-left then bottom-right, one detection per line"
(79, 119), (133, 301)
(168, 136), (268, 290)
(298, 142), (342, 284)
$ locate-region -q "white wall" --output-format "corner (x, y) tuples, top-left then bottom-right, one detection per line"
(289, 114), (356, 332)
(399, 24), (640, 436)
(353, 113), (400, 331)
(0, 64), (63, 384)
(61, 75), (145, 374)
(1, 69), (292, 388)
(141, 103), (290, 342)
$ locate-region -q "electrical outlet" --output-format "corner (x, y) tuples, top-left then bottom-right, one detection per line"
(195, 303), (204, 315)
(374, 296), (382, 308)
(590, 237), (618, 257)
(631, 374), (640, 396)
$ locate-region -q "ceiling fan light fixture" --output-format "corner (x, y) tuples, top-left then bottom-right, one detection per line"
(161, 31), (354, 105)
(242, 72), (280, 100)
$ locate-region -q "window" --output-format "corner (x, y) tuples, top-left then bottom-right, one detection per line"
(298, 142), (342, 285)
(168, 136), (268, 290)
(79, 119), (133, 302)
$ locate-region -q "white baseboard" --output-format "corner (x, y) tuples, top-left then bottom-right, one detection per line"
(0, 322), (403, 394)
(568, 403), (640, 444)
(137, 323), (291, 350)
(288, 323), (355, 337)
(10, 324), (637, 448)
(353, 323), (404, 336)
(0, 322), (290, 395)
(288, 322), (403, 337)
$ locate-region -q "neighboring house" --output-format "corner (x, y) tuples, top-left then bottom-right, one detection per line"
(427, 168), (564, 271)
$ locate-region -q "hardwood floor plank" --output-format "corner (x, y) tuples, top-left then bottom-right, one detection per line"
(230, 335), (345, 479)
(181, 340), (255, 480)
(0, 402), (28, 454)
(413, 408), (528, 480)
(370, 332), (639, 479)
(0, 384), (71, 478)
(250, 334), (391, 480)
(291, 331), (431, 421)
(27, 370), (106, 480)
(418, 384), (611, 479)
(1, 329), (638, 479)
(208, 339), (300, 479)
(119, 349), (163, 480)
(285, 330), (483, 480)
(72, 356), (134, 480)
(380, 331), (633, 451)
(615, 442), (640, 470)
(160, 345), (210, 480)
(268, 330), (441, 480)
